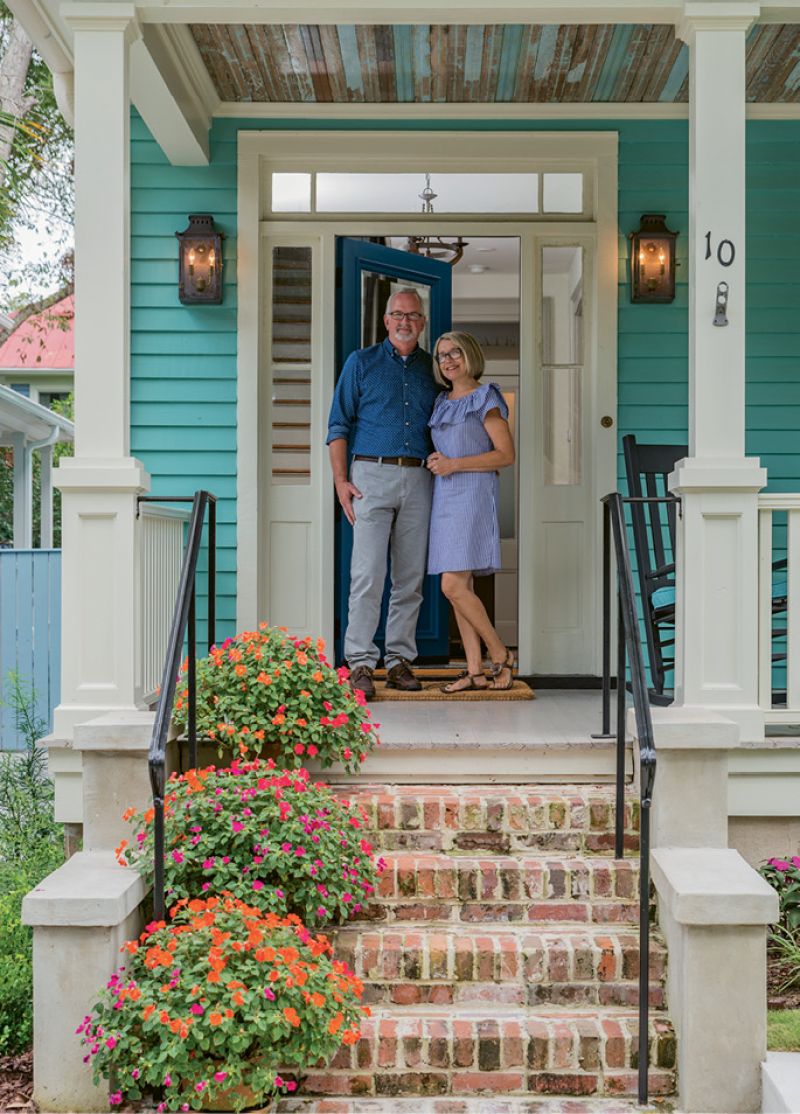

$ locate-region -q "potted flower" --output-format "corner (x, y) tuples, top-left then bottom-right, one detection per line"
(171, 627), (378, 774)
(77, 895), (366, 1113)
(117, 761), (385, 927)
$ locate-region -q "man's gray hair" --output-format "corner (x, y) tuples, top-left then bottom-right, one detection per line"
(385, 287), (425, 316)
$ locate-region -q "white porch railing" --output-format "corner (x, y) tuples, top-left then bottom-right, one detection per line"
(138, 502), (191, 704)
(758, 494), (800, 725)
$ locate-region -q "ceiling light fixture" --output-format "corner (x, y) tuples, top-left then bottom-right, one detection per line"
(406, 173), (468, 267)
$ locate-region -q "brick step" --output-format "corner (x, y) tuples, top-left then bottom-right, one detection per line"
(300, 1008), (676, 1099)
(340, 784), (639, 854)
(331, 925), (666, 1009)
(277, 1098), (666, 1112)
(361, 854), (642, 925)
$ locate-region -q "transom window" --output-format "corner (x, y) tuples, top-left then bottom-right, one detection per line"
(270, 170), (586, 216)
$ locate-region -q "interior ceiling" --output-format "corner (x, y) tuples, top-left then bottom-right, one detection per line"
(189, 23), (800, 104)
(389, 235), (521, 275)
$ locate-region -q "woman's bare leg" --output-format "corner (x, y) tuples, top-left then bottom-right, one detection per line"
(450, 582), (487, 686)
(442, 571), (506, 664)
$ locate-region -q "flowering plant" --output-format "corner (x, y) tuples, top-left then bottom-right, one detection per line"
(77, 895), (365, 1113)
(760, 856), (800, 935)
(118, 761), (384, 927)
(171, 626), (378, 774)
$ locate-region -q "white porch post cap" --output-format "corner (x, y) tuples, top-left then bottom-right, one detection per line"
(61, 1), (141, 41)
(22, 851), (146, 927)
(677, 1), (760, 40)
(652, 847), (779, 925)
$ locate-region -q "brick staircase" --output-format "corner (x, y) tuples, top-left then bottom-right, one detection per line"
(278, 785), (677, 1110)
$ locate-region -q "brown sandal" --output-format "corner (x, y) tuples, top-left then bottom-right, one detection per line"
(490, 650), (516, 691)
(440, 670), (489, 694)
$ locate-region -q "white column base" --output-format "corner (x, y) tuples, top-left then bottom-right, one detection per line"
(53, 456), (150, 739)
(630, 705), (739, 848)
(671, 457), (767, 743)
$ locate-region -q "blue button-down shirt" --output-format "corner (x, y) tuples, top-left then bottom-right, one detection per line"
(326, 337), (440, 460)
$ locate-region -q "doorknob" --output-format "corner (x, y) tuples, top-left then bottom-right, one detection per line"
(600, 416), (614, 429)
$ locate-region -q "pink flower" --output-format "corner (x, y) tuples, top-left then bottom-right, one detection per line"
(109, 1092), (123, 1107)
(771, 859), (792, 871)
(253, 880), (265, 891)
(264, 987), (276, 1000)
(232, 820), (244, 833)
(317, 906), (328, 918)
(105, 1036), (117, 1049)
(196, 1082), (207, 1094)
(214, 1071), (228, 1082)
(342, 892), (352, 903)
(287, 1081), (298, 1092)
(202, 857), (215, 870)
(307, 744), (318, 757)
(274, 1075), (285, 1088)
(131, 1069), (140, 1079)
(190, 1003), (204, 1015)
(171, 850), (184, 864)
(164, 1074), (173, 1088)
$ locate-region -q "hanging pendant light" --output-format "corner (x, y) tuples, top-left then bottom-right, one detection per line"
(406, 173), (468, 267)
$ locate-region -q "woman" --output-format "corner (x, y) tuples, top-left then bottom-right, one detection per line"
(426, 331), (516, 692)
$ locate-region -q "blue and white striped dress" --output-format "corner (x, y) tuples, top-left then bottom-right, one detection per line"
(427, 382), (509, 576)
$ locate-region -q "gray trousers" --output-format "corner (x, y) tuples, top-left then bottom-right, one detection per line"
(345, 459), (432, 671)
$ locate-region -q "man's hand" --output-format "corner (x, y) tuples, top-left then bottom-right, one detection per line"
(335, 478), (363, 525)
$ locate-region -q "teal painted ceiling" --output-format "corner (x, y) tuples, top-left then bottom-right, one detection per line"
(189, 23), (800, 104)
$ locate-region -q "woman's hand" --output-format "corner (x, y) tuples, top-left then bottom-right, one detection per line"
(427, 452), (457, 477)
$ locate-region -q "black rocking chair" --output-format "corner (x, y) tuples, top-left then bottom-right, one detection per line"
(623, 434), (788, 704)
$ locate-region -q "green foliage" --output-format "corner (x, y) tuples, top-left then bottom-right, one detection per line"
(171, 627), (379, 774)
(768, 1010), (800, 1051)
(0, 391), (73, 547)
(120, 761), (384, 928)
(760, 857), (800, 936)
(78, 895), (365, 1111)
(0, 672), (64, 1053)
(1, 2), (74, 299)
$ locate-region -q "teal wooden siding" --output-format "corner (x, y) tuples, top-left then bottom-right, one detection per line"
(130, 115), (800, 635)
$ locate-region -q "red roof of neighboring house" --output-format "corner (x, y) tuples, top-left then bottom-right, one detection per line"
(0, 294), (74, 371)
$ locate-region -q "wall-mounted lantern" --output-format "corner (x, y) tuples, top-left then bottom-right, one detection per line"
(629, 214), (678, 304)
(176, 214), (224, 305)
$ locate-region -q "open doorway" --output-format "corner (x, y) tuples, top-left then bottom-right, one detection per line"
(333, 233), (521, 667)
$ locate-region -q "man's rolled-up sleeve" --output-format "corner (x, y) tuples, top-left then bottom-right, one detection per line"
(326, 353), (360, 444)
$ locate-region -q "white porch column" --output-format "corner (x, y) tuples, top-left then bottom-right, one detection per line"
(52, 5), (150, 738)
(672, 2), (766, 741)
(11, 431), (32, 548)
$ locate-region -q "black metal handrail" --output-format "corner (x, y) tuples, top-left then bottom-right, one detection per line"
(139, 491), (217, 922)
(598, 492), (658, 1106)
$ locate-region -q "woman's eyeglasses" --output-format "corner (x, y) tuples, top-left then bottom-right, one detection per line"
(387, 311), (424, 322)
(435, 347), (464, 364)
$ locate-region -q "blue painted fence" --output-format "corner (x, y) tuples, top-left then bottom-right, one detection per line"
(0, 550), (61, 751)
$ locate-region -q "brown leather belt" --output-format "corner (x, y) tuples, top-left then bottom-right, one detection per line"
(353, 454), (425, 467)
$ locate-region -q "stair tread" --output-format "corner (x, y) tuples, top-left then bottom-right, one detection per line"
(278, 1100), (668, 1112)
(355, 1005), (673, 1022)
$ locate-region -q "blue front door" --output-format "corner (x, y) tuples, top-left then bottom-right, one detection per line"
(334, 238), (452, 665)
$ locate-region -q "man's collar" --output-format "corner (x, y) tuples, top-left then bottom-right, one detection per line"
(382, 336), (423, 361)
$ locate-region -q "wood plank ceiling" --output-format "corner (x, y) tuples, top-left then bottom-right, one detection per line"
(189, 23), (800, 104)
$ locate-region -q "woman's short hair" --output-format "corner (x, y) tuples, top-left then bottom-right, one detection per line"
(432, 331), (486, 387)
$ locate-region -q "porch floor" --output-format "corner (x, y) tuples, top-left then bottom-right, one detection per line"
(320, 690), (633, 785)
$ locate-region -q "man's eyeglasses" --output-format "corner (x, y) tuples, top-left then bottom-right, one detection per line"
(435, 347), (463, 364)
(387, 311), (424, 322)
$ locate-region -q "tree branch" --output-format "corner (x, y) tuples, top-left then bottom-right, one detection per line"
(0, 281), (73, 346)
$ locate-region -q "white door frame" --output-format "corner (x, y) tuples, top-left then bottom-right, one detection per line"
(237, 130), (618, 674)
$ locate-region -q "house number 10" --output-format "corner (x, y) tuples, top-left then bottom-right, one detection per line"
(704, 231), (736, 267)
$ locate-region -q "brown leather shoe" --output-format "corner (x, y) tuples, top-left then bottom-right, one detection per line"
(349, 664), (375, 700)
(386, 658), (422, 692)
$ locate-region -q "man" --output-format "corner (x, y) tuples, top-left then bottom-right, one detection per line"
(327, 288), (440, 699)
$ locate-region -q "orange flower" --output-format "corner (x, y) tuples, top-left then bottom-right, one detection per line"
(235, 664), (247, 677)
(257, 672), (272, 685)
(208, 1011), (223, 1026)
(142, 1004), (156, 1021)
(272, 714), (285, 726)
(328, 1012), (343, 1034)
(232, 991), (245, 1007)
(122, 807), (136, 822)
(312, 671), (324, 683)
(310, 992), (326, 1008)
(296, 652), (308, 665)
(283, 1007), (301, 1028)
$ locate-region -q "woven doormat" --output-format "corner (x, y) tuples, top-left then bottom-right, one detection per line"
(372, 679), (534, 701)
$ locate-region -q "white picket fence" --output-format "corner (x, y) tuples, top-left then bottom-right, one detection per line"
(758, 493), (800, 725)
(138, 502), (191, 704)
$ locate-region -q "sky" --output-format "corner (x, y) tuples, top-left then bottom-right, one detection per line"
(1, 208), (74, 310)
